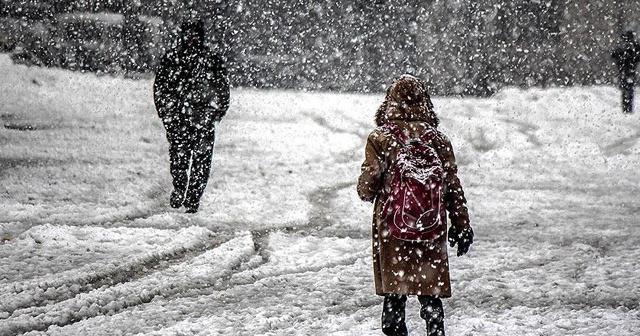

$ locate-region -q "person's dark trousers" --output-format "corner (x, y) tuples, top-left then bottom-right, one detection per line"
(382, 294), (408, 336)
(168, 136), (192, 207)
(621, 84), (635, 114)
(183, 127), (215, 212)
(382, 294), (445, 336)
(165, 116), (193, 208)
(418, 296), (445, 336)
(164, 119), (216, 212)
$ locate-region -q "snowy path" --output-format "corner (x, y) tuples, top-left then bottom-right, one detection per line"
(1, 55), (640, 335)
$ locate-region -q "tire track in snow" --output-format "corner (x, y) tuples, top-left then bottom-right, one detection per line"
(0, 233), (255, 335)
(0, 228), (227, 315)
(308, 182), (368, 239)
(149, 258), (378, 336)
(2, 229), (368, 335)
(2, 188), (363, 332)
(0, 200), (174, 238)
(162, 181), (365, 300)
(2, 178), (356, 330)
(600, 129), (640, 156)
(308, 182), (354, 229)
(232, 182), (358, 239)
(168, 246), (369, 305)
(499, 118), (543, 148)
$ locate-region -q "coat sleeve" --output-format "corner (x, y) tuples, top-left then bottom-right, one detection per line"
(612, 48), (621, 62)
(153, 52), (176, 118)
(357, 130), (385, 202)
(204, 54), (230, 120)
(435, 133), (471, 230)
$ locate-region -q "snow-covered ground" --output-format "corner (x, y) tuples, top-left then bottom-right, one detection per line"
(1, 54), (639, 335)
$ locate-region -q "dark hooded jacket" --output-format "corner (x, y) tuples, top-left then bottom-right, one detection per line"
(357, 75), (470, 296)
(612, 32), (640, 88)
(153, 21), (230, 128)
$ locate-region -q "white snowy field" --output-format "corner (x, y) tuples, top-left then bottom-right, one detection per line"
(0, 53), (639, 335)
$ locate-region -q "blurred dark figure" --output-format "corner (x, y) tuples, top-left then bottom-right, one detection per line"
(153, 19), (230, 213)
(122, 13), (147, 74)
(612, 31), (640, 114)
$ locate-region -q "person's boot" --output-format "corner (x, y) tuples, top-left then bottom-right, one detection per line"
(184, 200), (199, 213)
(170, 190), (184, 208)
(381, 294), (408, 336)
(418, 296), (445, 336)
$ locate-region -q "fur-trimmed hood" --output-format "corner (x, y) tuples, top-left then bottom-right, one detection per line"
(375, 74), (439, 127)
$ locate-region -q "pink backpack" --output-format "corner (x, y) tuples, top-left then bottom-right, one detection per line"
(380, 123), (446, 242)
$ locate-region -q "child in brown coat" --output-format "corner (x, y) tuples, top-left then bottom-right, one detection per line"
(357, 74), (473, 336)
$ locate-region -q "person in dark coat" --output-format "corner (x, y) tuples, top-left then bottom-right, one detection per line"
(153, 19), (230, 213)
(358, 75), (473, 336)
(122, 13), (147, 74)
(612, 31), (640, 114)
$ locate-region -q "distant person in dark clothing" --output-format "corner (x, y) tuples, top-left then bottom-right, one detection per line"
(122, 13), (147, 74)
(153, 19), (230, 213)
(612, 31), (640, 114)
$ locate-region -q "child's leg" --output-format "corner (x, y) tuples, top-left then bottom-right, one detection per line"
(381, 294), (408, 336)
(418, 295), (445, 336)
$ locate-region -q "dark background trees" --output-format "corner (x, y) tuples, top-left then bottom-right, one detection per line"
(1, 0), (638, 94)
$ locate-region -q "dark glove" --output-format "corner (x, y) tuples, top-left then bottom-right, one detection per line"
(212, 110), (225, 122)
(201, 106), (225, 122)
(448, 226), (474, 256)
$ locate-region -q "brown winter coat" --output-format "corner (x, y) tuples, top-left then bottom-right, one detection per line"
(357, 77), (470, 297)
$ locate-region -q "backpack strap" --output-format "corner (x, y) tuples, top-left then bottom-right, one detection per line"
(382, 123), (408, 143)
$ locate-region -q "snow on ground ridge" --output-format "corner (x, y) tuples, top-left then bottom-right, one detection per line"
(2, 233), (255, 335)
(0, 225), (216, 315)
